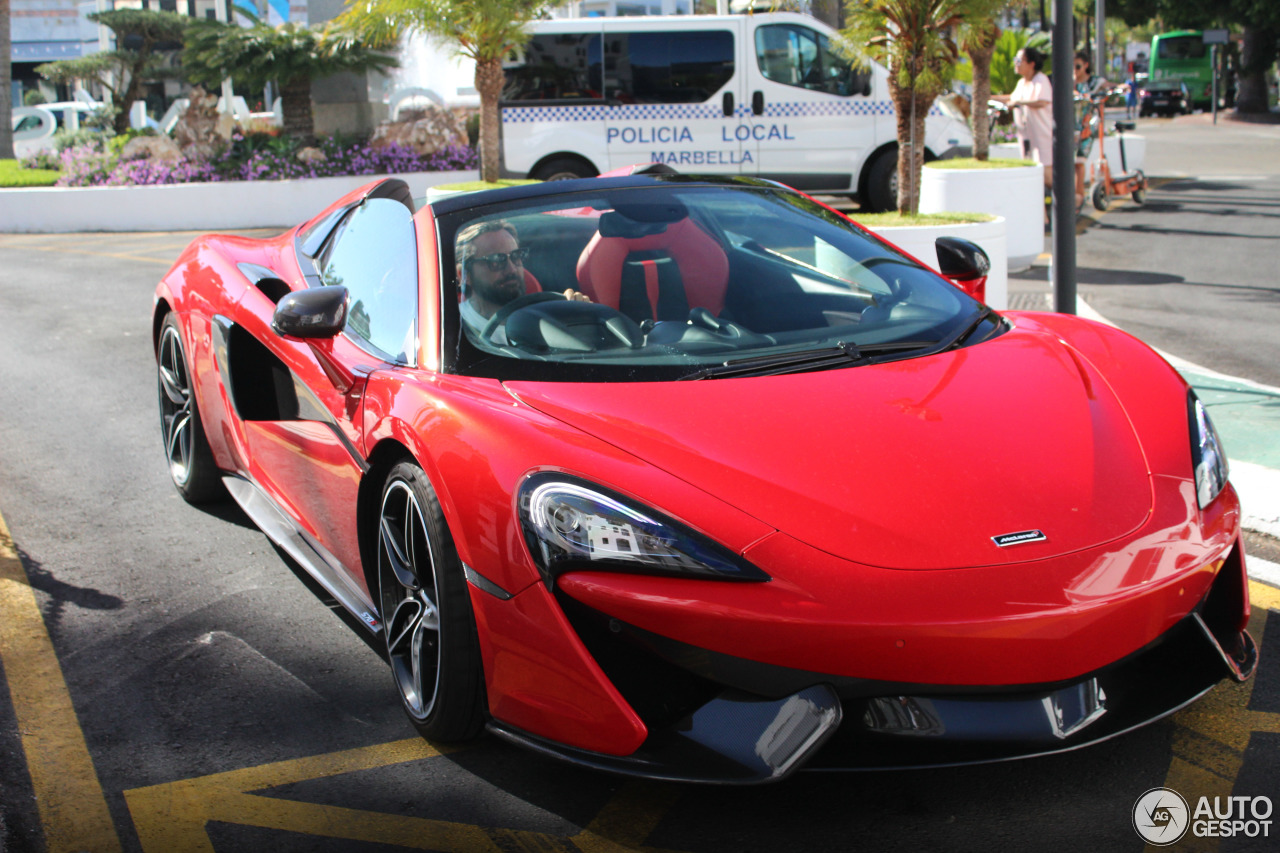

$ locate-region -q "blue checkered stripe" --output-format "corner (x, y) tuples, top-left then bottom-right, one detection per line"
(761, 101), (943, 118)
(503, 100), (944, 123)
(503, 103), (723, 123)
(763, 100), (895, 118)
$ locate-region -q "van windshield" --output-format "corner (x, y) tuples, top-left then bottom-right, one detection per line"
(440, 181), (1000, 382)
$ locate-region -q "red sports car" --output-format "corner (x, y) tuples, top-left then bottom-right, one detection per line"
(154, 172), (1255, 782)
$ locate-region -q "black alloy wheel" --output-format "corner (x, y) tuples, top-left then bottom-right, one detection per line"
(157, 314), (223, 503)
(378, 461), (484, 741)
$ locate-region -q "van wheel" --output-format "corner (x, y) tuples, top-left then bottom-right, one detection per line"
(862, 149), (898, 213)
(531, 158), (596, 182)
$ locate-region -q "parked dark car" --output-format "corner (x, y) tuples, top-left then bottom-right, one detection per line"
(1139, 80), (1190, 117)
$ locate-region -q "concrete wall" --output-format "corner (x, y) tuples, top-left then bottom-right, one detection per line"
(0, 169), (480, 233)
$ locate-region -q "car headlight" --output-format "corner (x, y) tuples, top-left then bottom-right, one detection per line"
(517, 474), (770, 585)
(1189, 391), (1229, 509)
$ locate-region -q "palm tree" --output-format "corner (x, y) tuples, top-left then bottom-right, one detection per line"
(1, 0), (14, 159)
(37, 9), (191, 135)
(184, 18), (397, 144)
(958, 0), (1005, 161)
(338, 0), (563, 183)
(843, 0), (967, 214)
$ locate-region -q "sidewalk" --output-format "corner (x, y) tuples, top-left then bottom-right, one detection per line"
(1007, 254), (1280, 586)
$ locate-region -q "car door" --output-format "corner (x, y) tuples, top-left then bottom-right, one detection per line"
(744, 20), (875, 192)
(230, 195), (419, 591)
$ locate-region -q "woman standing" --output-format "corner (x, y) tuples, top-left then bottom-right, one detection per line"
(994, 47), (1053, 224)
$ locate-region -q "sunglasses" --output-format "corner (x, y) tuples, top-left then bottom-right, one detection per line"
(469, 248), (530, 271)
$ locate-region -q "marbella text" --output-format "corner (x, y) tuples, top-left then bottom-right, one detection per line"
(1190, 796), (1273, 838)
(605, 123), (800, 166)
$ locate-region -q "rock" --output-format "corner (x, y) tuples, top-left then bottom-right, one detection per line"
(370, 104), (470, 155)
(296, 146), (327, 164)
(119, 135), (182, 162)
(172, 86), (229, 161)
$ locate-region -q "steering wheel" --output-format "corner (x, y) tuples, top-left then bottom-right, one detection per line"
(481, 291), (567, 342)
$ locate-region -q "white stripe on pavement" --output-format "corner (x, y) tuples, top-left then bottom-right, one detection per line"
(1249, 555), (1280, 591)
(1231, 460), (1280, 542)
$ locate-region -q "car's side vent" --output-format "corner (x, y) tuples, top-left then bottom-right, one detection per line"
(255, 277), (292, 305)
(227, 325), (300, 421)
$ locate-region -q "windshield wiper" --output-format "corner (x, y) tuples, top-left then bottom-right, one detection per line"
(681, 339), (934, 380)
(936, 306), (998, 352)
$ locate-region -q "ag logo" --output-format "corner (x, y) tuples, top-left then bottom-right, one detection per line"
(1133, 787), (1190, 845)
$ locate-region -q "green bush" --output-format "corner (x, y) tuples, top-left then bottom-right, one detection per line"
(0, 160), (62, 187)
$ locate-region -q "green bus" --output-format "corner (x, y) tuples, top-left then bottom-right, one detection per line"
(1148, 30), (1234, 110)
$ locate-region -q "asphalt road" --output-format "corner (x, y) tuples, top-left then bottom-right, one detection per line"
(1071, 116), (1280, 389)
(2, 122), (1280, 852)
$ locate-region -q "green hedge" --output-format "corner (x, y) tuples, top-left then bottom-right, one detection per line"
(0, 159), (61, 187)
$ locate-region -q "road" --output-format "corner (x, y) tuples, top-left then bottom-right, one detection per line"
(1073, 115), (1280, 388)
(1, 118), (1279, 853)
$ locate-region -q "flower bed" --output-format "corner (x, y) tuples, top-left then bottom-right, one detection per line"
(40, 133), (478, 188)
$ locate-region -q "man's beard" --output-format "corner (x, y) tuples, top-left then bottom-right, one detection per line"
(474, 272), (523, 306)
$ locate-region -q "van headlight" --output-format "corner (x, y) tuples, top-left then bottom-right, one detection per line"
(518, 474), (769, 585)
(1189, 391), (1229, 509)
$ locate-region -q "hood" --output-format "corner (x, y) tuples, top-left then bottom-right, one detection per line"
(506, 326), (1153, 570)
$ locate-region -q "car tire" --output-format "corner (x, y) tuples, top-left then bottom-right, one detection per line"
(862, 148), (898, 213)
(156, 313), (223, 503)
(378, 461), (485, 742)
(530, 157), (596, 182)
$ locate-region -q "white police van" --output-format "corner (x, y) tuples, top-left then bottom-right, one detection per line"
(500, 12), (972, 211)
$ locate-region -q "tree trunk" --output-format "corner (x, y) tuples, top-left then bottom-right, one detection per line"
(810, 0), (842, 31)
(968, 34), (996, 162)
(280, 76), (316, 144)
(1235, 24), (1278, 115)
(0, 0), (14, 159)
(889, 63), (940, 215)
(114, 37), (154, 135)
(475, 56), (504, 184)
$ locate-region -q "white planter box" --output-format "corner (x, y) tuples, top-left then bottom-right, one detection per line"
(994, 136), (1146, 188)
(864, 216), (1008, 310)
(919, 163), (1044, 273)
(0, 169), (480, 233)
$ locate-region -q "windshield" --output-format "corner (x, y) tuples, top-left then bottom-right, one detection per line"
(439, 181), (999, 381)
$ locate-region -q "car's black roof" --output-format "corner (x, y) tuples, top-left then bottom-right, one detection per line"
(427, 173), (790, 216)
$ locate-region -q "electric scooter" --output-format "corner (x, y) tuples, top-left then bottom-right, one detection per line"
(1084, 91), (1148, 211)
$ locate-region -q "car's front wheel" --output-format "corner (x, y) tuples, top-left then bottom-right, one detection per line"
(378, 461), (485, 741)
(157, 313), (223, 503)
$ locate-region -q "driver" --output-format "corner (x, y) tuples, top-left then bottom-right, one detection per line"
(457, 219), (590, 343)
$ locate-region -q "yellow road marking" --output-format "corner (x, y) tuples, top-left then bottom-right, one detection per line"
(125, 739), (690, 853)
(1146, 580), (1279, 852)
(21, 245), (177, 264)
(0, 510), (123, 853)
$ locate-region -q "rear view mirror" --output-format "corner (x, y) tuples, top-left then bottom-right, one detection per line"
(272, 286), (348, 339)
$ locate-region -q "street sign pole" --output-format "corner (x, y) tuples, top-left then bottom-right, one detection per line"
(1212, 45), (1219, 124)
(1052, 0), (1077, 314)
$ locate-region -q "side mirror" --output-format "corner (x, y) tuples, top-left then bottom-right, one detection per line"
(935, 237), (990, 303)
(272, 285), (348, 339)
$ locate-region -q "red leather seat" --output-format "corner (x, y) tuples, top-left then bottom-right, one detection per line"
(523, 268), (542, 294)
(575, 214), (729, 322)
